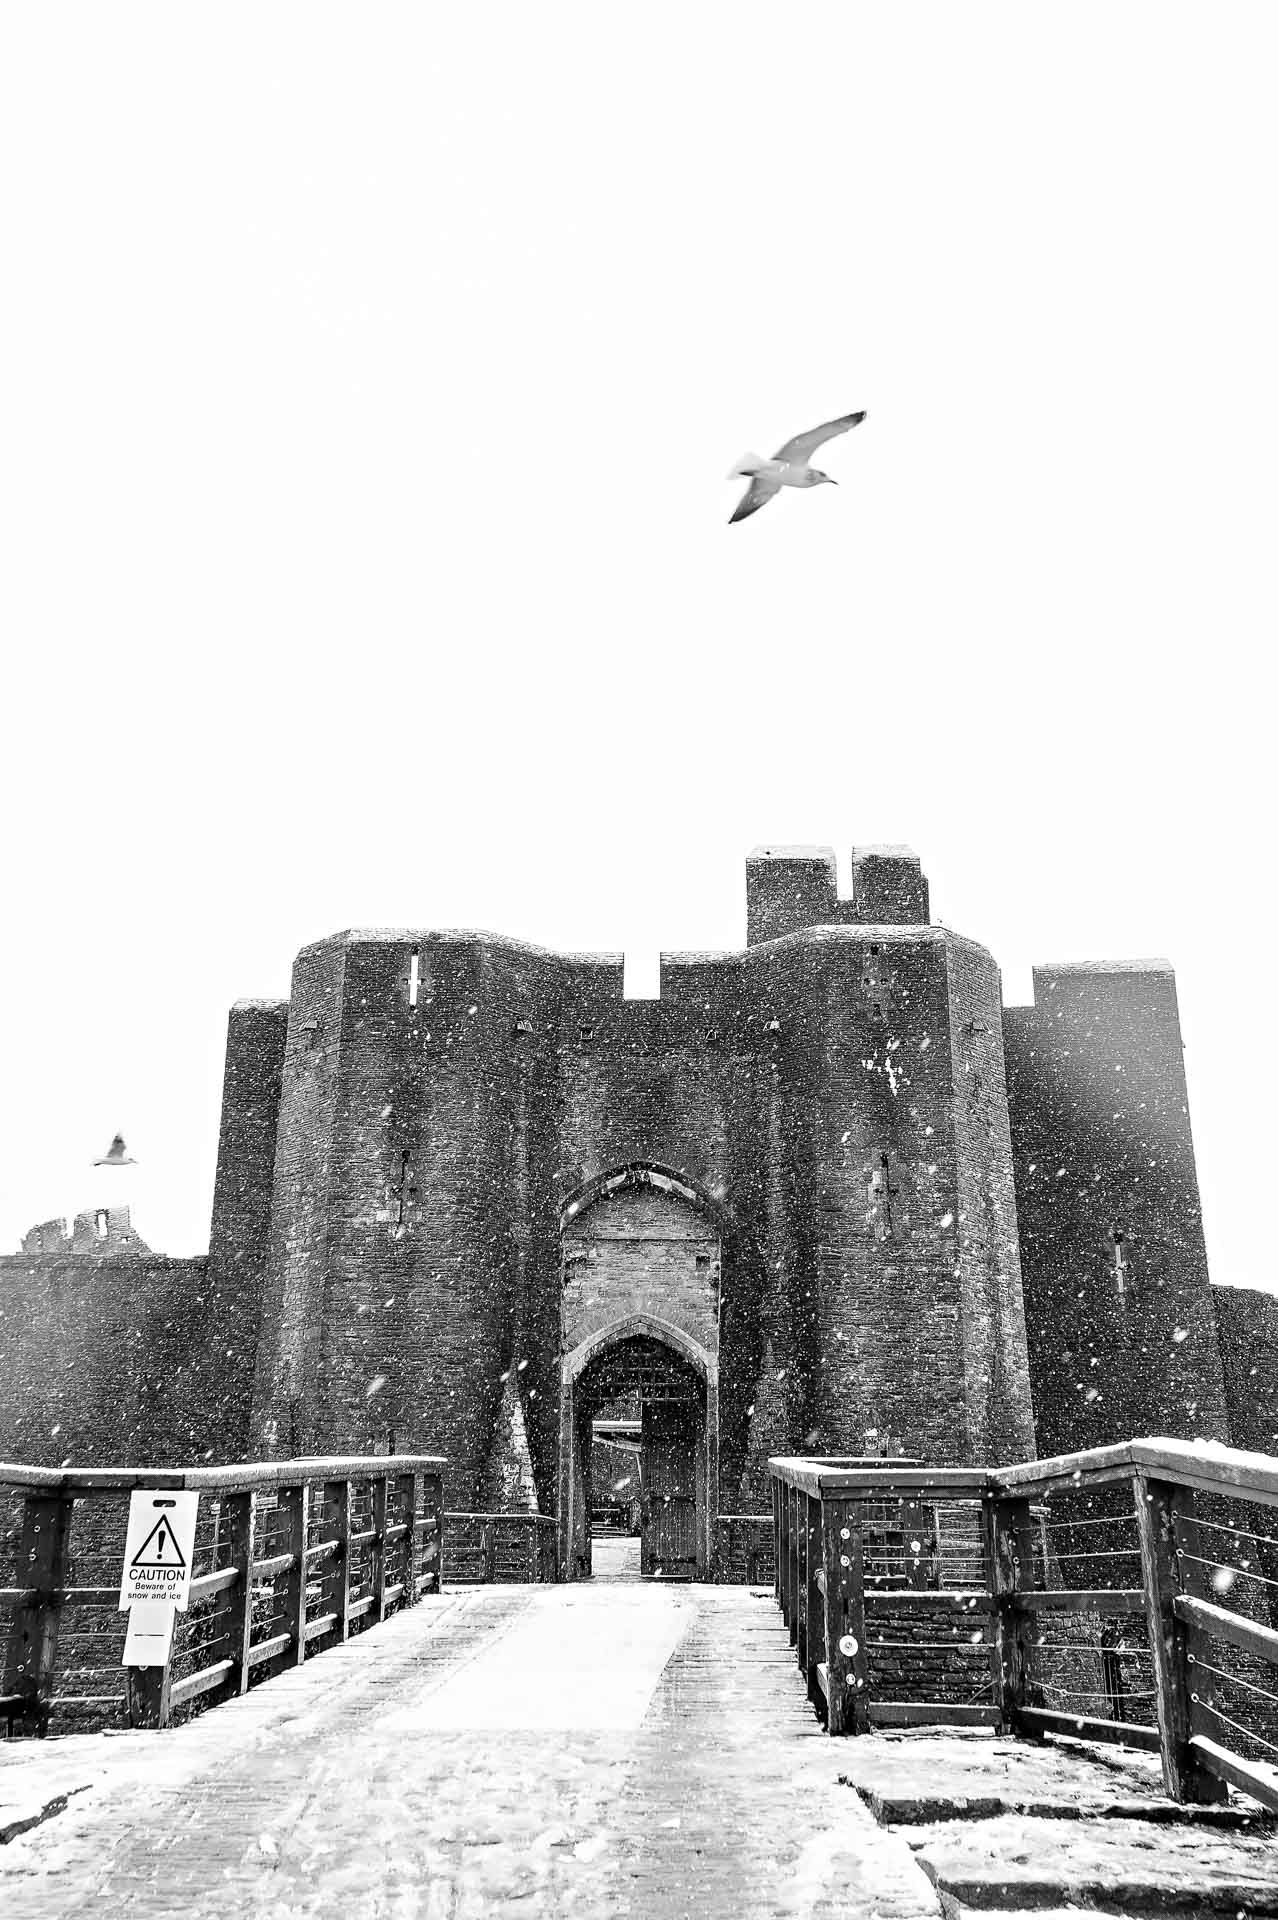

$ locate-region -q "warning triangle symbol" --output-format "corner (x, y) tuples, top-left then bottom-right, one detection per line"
(131, 1513), (187, 1571)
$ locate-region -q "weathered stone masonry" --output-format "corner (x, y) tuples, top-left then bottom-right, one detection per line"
(0, 844), (1261, 1550)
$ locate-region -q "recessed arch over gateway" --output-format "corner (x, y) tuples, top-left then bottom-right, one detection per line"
(557, 1165), (723, 1579)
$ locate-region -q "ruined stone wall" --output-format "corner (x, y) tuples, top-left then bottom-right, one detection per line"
(1004, 962), (1230, 1459)
(1214, 1284), (1278, 1455)
(0, 1254), (247, 1467)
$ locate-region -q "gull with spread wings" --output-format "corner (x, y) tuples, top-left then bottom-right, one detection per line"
(727, 409), (866, 523)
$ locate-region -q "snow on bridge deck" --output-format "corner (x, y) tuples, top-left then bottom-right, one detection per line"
(2, 1582), (1276, 1918)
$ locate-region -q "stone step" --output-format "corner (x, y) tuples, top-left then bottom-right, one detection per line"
(905, 1812), (1278, 1914)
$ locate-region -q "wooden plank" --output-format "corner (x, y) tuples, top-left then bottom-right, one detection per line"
(1174, 1593), (1278, 1670)
(1133, 1473), (1226, 1805)
(0, 1455), (447, 1496)
(868, 1702), (1002, 1728)
(1017, 1705), (1162, 1751)
(252, 1551), (296, 1581)
(245, 1630), (293, 1669)
(1131, 1440), (1278, 1511)
(168, 1658), (237, 1707)
(346, 1595), (375, 1622)
(1011, 1589), (1145, 1613)
(1189, 1735), (1278, 1815)
(3, 1493), (74, 1733)
(302, 1611), (339, 1643)
(993, 1440), (1278, 1512)
(995, 1443), (1136, 1495)
(769, 1458), (991, 1497)
(222, 1490), (255, 1696)
(188, 1566), (238, 1606)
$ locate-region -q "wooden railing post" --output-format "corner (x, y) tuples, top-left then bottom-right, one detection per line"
(4, 1493), (74, 1733)
(402, 1472), (422, 1606)
(1133, 1471), (1226, 1804)
(824, 1497), (869, 1734)
(325, 1479), (351, 1641)
(787, 1485), (801, 1644)
(772, 1477), (783, 1607)
(223, 1489), (257, 1691)
(420, 1474), (443, 1595)
(373, 1476), (390, 1621)
(804, 1492), (825, 1706)
(796, 1492), (811, 1671)
(987, 1492), (1035, 1735)
(278, 1481), (309, 1666)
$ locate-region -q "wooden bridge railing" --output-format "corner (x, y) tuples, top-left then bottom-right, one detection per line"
(0, 1455), (445, 1735)
(444, 1512), (557, 1584)
(771, 1438), (1278, 1813)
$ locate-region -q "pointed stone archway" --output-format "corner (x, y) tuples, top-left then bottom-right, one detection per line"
(557, 1313), (718, 1581)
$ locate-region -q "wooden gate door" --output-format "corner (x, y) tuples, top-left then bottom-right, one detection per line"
(641, 1401), (698, 1577)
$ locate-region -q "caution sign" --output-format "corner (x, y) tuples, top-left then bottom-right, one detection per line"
(118, 1490), (200, 1611)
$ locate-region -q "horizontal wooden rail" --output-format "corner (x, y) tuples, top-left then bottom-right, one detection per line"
(0, 1454), (446, 1495)
(189, 1567), (239, 1605)
(1174, 1594), (1278, 1670)
(1189, 1734), (1278, 1815)
(1017, 1707), (1163, 1751)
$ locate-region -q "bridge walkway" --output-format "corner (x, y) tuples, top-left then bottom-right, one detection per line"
(2, 1582), (1276, 1917)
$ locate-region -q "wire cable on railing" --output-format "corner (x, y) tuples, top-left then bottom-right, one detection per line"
(1044, 1547), (1142, 1564)
(1030, 1642), (1152, 1658)
(867, 1639), (993, 1653)
(1039, 1513), (1140, 1532)
(1192, 1695), (1278, 1758)
(1188, 1655), (1278, 1710)
(1189, 1512), (1278, 1552)
(1178, 1552), (1278, 1593)
(1038, 1681), (1157, 1701)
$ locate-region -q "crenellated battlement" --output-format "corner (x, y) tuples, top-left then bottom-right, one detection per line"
(745, 844), (929, 945)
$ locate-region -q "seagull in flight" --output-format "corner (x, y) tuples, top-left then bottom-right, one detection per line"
(94, 1133), (137, 1167)
(727, 409), (866, 524)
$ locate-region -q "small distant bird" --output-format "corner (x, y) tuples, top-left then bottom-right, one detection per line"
(94, 1134), (137, 1167)
(727, 409), (866, 523)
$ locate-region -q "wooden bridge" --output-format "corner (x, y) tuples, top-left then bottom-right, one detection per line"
(2, 1441), (1277, 1915)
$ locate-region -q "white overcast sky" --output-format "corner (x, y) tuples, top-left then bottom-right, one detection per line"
(1, 6), (1274, 1290)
